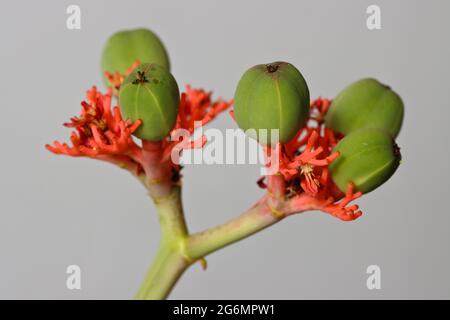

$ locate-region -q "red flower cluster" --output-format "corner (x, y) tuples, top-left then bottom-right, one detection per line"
(46, 63), (233, 180)
(46, 86), (144, 175)
(260, 98), (363, 221)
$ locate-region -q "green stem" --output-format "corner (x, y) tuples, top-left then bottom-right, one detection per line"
(136, 186), (191, 300)
(185, 200), (283, 260)
(135, 242), (189, 299)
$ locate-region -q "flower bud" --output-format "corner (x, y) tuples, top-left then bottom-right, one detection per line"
(325, 78), (404, 138)
(329, 128), (401, 194)
(101, 28), (170, 86)
(233, 61), (310, 146)
(119, 63), (179, 141)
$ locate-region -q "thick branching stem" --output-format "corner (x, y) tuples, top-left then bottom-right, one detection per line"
(136, 187), (319, 299)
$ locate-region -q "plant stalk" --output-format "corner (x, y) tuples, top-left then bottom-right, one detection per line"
(136, 176), (309, 299)
(136, 186), (191, 300)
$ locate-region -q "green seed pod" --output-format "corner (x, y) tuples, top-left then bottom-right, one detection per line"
(329, 128), (401, 194)
(325, 78), (404, 138)
(119, 63), (179, 141)
(101, 28), (170, 86)
(233, 61), (310, 146)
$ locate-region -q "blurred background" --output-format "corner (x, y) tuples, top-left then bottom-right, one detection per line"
(0, 0), (449, 299)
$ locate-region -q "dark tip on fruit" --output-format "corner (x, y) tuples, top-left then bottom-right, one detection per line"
(265, 63), (280, 73)
(132, 71), (149, 85)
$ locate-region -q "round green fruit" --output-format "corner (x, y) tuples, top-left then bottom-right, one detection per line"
(101, 28), (170, 86)
(119, 63), (179, 141)
(233, 61), (310, 146)
(325, 78), (404, 138)
(329, 128), (401, 194)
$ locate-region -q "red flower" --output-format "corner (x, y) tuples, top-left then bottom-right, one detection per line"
(259, 98), (364, 221)
(160, 86), (233, 168)
(309, 97), (332, 125)
(46, 86), (144, 175)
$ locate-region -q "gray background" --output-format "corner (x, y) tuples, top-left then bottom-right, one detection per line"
(0, 0), (449, 299)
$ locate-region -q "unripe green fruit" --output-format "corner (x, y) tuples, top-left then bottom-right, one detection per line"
(119, 63), (179, 141)
(325, 78), (404, 138)
(101, 28), (170, 86)
(329, 128), (401, 194)
(233, 61), (310, 146)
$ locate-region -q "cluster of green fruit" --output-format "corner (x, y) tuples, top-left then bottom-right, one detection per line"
(325, 78), (403, 194)
(234, 62), (403, 194)
(101, 28), (403, 195)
